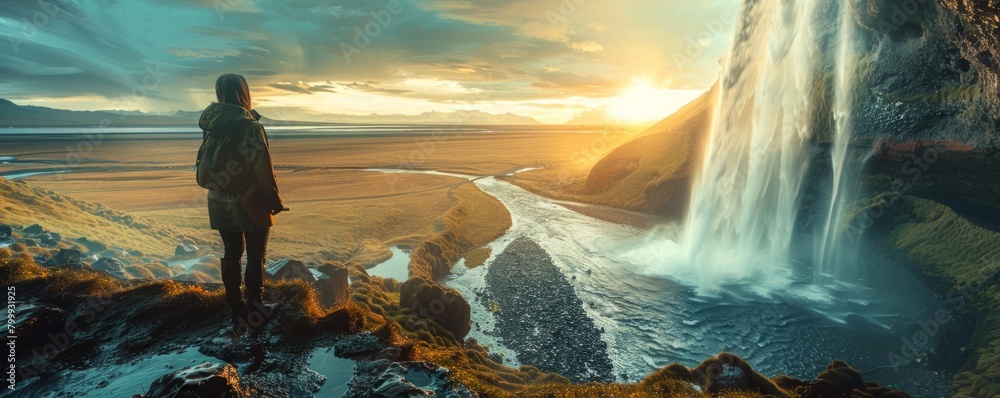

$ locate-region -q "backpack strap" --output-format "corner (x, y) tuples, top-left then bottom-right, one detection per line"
(194, 130), (207, 171)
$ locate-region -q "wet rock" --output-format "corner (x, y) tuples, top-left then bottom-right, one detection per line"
(92, 257), (128, 279)
(23, 224), (43, 235)
(145, 362), (245, 398)
(21, 238), (39, 247)
(174, 244), (199, 258)
(198, 331), (238, 362)
(0, 224), (12, 237)
(13, 302), (68, 356)
(399, 277), (471, 340)
(266, 258), (317, 283)
(345, 360), (474, 398)
(100, 249), (132, 261)
(935, 0), (1000, 117)
(482, 237), (613, 383)
(314, 262), (351, 308)
(38, 232), (61, 247)
(44, 248), (82, 266)
(58, 336), (101, 366)
(334, 333), (383, 358)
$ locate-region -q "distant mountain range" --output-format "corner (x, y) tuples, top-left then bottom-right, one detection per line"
(0, 99), (543, 127)
(260, 109), (542, 125)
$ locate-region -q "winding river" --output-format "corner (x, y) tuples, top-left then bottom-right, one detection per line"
(426, 171), (954, 396)
(2, 162), (957, 396)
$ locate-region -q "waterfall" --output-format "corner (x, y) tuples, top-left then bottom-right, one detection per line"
(628, 0), (861, 294)
(679, 0), (820, 293)
(814, 4), (859, 283)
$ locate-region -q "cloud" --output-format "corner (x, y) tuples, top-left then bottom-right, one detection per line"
(268, 83), (313, 94)
(0, 0), (739, 114)
(339, 81), (411, 94)
(583, 22), (608, 33)
(569, 41), (603, 52)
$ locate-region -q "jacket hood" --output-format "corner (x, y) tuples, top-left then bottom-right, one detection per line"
(199, 102), (255, 134)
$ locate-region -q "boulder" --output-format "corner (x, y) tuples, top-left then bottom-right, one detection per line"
(174, 244), (199, 258)
(13, 303), (68, 356)
(74, 237), (108, 252)
(266, 259), (316, 283)
(98, 249), (132, 260)
(314, 262), (351, 308)
(145, 362), (244, 398)
(690, 353), (784, 396)
(23, 224), (43, 235)
(334, 333), (383, 358)
(0, 224), (12, 237)
(92, 257), (128, 279)
(399, 277), (471, 340)
(816, 360), (866, 393)
(38, 232), (61, 247)
(795, 379), (852, 398)
(20, 238), (39, 247)
(44, 248), (82, 266)
(345, 360), (474, 398)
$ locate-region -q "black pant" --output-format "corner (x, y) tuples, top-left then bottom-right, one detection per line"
(219, 228), (269, 298)
(220, 228), (269, 261)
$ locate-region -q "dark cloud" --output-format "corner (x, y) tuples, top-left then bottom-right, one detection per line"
(339, 82), (410, 94)
(268, 83), (313, 94)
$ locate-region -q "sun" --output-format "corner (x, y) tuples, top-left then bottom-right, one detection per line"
(607, 79), (703, 125)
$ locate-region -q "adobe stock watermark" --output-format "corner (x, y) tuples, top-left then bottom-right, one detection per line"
(546, 0), (586, 28)
(380, 74), (495, 192)
(5, 0), (79, 55)
(673, 4), (738, 71)
(14, 294), (113, 381)
(844, 140), (951, 243)
(871, 0), (934, 34)
(340, 0), (404, 63)
(416, 287), (458, 325)
(886, 253), (1000, 372)
(58, 59), (171, 182)
(212, 0), (250, 22)
(5, 286), (15, 392)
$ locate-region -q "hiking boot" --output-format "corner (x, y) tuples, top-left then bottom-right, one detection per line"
(220, 257), (247, 334)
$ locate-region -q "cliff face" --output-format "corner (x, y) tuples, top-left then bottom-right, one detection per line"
(846, 0), (1000, 145)
(586, 0), (1000, 216)
(936, 0), (1000, 117)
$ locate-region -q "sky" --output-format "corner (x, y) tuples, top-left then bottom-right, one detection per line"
(0, 0), (739, 124)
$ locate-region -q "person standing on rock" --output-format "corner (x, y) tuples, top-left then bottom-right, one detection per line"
(196, 73), (288, 336)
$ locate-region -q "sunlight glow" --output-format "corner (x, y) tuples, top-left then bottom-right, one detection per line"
(607, 79), (703, 124)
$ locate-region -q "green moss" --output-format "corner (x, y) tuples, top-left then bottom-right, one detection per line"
(885, 84), (981, 106)
(862, 195), (1000, 397)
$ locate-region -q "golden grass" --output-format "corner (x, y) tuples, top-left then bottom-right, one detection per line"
(2, 132), (581, 264)
(0, 178), (189, 258)
(860, 194), (1000, 398)
(505, 85), (716, 217)
(0, 247), (121, 295)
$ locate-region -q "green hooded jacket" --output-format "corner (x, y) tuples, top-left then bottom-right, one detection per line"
(197, 102), (283, 231)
